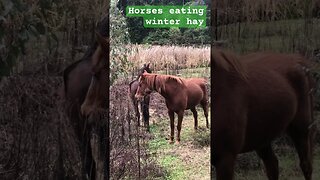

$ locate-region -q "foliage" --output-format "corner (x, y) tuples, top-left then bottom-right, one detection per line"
(0, 0), (108, 78)
(110, 0), (132, 84)
(0, 76), (85, 179)
(0, 0), (47, 77)
(117, 0), (211, 45)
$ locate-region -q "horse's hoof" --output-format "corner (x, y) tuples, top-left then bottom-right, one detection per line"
(175, 141), (180, 145)
(168, 140), (174, 144)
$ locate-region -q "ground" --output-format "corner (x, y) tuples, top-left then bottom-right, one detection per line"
(146, 92), (211, 180)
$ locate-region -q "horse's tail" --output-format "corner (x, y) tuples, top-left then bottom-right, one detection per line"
(305, 67), (316, 130)
(303, 64), (318, 157)
(298, 58), (316, 130)
(298, 59), (317, 157)
(198, 78), (209, 100)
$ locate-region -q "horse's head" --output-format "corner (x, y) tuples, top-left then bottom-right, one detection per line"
(137, 63), (152, 78)
(135, 70), (153, 101)
(80, 32), (109, 119)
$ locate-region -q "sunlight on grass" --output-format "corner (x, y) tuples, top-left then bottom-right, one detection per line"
(159, 155), (186, 180)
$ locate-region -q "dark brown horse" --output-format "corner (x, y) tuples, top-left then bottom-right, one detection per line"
(80, 33), (108, 180)
(129, 63), (152, 131)
(212, 49), (316, 180)
(59, 17), (108, 179)
(135, 72), (209, 144)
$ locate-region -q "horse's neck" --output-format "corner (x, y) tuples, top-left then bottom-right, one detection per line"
(153, 75), (164, 95)
(214, 67), (244, 96)
(154, 77), (178, 99)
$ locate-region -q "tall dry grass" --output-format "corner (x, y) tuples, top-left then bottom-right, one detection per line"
(127, 45), (210, 71)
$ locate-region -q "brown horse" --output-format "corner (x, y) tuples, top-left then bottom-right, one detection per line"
(212, 49), (316, 180)
(60, 17), (108, 179)
(79, 33), (108, 180)
(129, 63), (152, 131)
(135, 72), (209, 144)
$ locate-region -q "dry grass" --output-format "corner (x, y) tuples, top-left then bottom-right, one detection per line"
(127, 45), (210, 71)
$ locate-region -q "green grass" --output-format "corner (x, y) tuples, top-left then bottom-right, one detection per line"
(159, 155), (186, 180)
(149, 124), (171, 151)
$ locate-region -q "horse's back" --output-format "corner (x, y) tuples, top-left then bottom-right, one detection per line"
(185, 78), (207, 89)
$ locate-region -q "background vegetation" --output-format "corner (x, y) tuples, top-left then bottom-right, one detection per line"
(116, 0), (211, 45)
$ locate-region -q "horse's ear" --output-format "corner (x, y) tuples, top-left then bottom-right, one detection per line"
(146, 63), (150, 68)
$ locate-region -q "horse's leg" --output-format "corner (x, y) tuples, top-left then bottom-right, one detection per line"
(288, 128), (314, 180)
(140, 101), (144, 127)
(256, 144), (279, 180)
(176, 111), (184, 144)
(215, 153), (236, 180)
(133, 99), (140, 127)
(83, 134), (95, 179)
(90, 127), (104, 180)
(200, 100), (209, 128)
(191, 107), (198, 130)
(142, 95), (150, 132)
(168, 110), (175, 144)
(287, 92), (315, 180)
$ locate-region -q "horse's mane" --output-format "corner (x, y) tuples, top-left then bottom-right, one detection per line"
(160, 75), (184, 85)
(212, 49), (248, 80)
(143, 73), (184, 93)
(63, 16), (109, 95)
